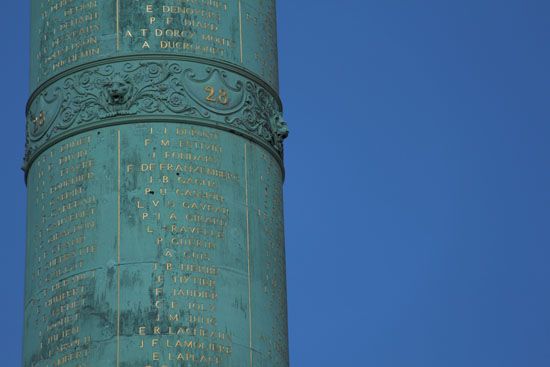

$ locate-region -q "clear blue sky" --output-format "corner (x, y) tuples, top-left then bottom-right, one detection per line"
(2, 1), (550, 365)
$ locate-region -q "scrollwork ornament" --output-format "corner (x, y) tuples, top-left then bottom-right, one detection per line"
(24, 60), (288, 169)
(225, 81), (288, 153)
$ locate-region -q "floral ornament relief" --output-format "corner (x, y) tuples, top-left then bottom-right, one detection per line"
(57, 62), (209, 127)
(27, 87), (63, 141)
(25, 61), (288, 165)
(225, 81), (289, 152)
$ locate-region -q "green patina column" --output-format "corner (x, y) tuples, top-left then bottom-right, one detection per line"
(23, 1), (289, 366)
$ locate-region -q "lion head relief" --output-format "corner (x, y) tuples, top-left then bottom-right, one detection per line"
(103, 73), (132, 106)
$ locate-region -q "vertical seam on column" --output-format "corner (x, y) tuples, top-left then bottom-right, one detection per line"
(239, 0), (244, 63)
(117, 130), (121, 366)
(245, 143), (253, 367)
(116, 0), (120, 50)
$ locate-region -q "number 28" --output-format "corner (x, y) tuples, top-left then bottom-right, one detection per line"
(204, 86), (229, 105)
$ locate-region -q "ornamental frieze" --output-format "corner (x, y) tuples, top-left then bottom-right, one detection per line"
(24, 61), (288, 168)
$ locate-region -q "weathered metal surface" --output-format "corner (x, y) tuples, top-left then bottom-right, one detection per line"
(30, 0), (279, 91)
(23, 1), (289, 366)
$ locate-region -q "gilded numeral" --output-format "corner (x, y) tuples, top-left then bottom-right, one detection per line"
(218, 89), (228, 104)
(204, 86), (229, 105)
(205, 86), (216, 102)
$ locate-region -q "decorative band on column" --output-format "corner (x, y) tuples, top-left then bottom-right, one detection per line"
(24, 60), (288, 172)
